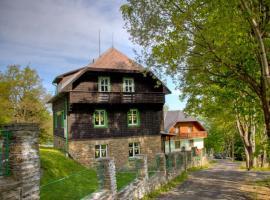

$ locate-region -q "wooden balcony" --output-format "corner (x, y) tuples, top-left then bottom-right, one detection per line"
(69, 91), (165, 104)
(179, 131), (207, 139)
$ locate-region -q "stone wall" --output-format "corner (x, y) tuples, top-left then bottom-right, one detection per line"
(86, 151), (208, 200)
(0, 123), (40, 200)
(68, 135), (161, 169)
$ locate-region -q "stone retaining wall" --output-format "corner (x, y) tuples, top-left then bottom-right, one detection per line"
(0, 123), (40, 200)
(87, 150), (208, 200)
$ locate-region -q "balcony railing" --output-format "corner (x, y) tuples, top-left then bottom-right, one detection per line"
(69, 91), (165, 104)
(179, 131), (207, 139)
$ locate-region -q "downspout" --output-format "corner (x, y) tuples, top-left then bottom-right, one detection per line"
(65, 96), (69, 157)
(169, 137), (171, 153)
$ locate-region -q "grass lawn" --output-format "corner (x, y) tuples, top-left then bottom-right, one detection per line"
(116, 171), (137, 191)
(142, 165), (209, 200)
(40, 148), (98, 200)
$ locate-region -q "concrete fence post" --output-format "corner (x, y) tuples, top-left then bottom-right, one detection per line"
(3, 123), (40, 200)
(96, 157), (117, 198)
(134, 155), (148, 180)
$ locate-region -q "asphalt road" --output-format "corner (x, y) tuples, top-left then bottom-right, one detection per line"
(156, 160), (270, 200)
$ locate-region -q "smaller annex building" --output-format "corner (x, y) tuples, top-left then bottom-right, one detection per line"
(163, 110), (207, 153)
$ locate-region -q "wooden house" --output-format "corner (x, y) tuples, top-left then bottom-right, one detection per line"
(48, 48), (171, 168)
(163, 111), (207, 153)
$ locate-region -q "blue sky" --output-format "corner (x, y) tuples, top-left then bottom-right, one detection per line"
(0, 0), (185, 110)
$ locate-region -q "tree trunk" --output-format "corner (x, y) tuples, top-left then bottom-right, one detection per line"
(236, 117), (254, 170)
(232, 138), (235, 161)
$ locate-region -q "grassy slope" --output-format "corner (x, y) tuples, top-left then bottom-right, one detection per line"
(40, 148), (98, 200)
(116, 172), (137, 191)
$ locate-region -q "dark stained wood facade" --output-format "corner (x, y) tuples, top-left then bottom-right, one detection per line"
(52, 70), (168, 140)
(69, 104), (163, 139)
(50, 48), (171, 141)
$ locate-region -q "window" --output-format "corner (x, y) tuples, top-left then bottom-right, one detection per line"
(189, 140), (194, 147)
(95, 144), (107, 158)
(55, 111), (64, 129)
(175, 141), (181, 149)
(175, 127), (179, 134)
(123, 78), (134, 92)
(93, 110), (107, 128)
(187, 126), (193, 133)
(98, 77), (110, 92)
(127, 109), (140, 127)
(129, 142), (140, 157)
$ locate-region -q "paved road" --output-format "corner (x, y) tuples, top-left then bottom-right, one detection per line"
(156, 160), (270, 200)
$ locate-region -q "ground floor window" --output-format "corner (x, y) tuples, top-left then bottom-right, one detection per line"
(129, 142), (140, 157)
(54, 111), (64, 129)
(189, 139), (194, 147)
(95, 144), (107, 158)
(175, 141), (181, 149)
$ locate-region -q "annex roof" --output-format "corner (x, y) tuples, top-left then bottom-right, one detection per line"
(164, 110), (205, 132)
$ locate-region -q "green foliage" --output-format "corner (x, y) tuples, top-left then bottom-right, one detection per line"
(40, 148), (98, 200)
(121, 0), (270, 162)
(0, 65), (52, 143)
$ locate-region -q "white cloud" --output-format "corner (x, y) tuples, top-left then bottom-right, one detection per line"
(0, 0), (132, 72)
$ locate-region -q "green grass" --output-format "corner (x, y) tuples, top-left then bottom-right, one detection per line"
(209, 160), (218, 164)
(142, 172), (188, 200)
(255, 178), (270, 188)
(40, 148), (98, 200)
(142, 166), (209, 200)
(116, 171), (137, 191)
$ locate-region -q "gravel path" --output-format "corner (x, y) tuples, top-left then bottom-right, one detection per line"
(156, 160), (270, 200)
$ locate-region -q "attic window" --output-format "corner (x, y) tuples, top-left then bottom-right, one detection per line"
(98, 77), (110, 92)
(187, 126), (193, 133)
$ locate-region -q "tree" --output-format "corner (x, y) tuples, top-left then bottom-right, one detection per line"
(121, 0), (270, 142)
(0, 65), (53, 143)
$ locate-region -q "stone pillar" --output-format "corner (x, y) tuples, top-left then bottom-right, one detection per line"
(134, 155), (148, 180)
(3, 123), (40, 200)
(156, 153), (166, 176)
(96, 157), (117, 198)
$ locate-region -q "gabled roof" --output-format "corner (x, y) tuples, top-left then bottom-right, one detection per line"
(164, 110), (205, 132)
(89, 48), (143, 71)
(48, 48), (171, 103)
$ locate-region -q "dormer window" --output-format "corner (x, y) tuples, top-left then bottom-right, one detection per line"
(98, 77), (111, 92)
(123, 78), (134, 93)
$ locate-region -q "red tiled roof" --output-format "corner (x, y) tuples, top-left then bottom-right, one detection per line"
(88, 48), (143, 71)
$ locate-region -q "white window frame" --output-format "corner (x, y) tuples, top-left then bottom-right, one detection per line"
(95, 144), (108, 158)
(129, 142), (140, 157)
(98, 77), (111, 92)
(123, 78), (135, 93)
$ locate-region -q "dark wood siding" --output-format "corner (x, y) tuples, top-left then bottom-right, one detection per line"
(72, 71), (164, 93)
(69, 104), (163, 139)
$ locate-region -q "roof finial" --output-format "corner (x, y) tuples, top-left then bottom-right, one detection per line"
(98, 29), (101, 57)
(112, 32), (114, 48)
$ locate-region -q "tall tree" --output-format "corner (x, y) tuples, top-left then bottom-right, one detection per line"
(0, 65), (52, 143)
(121, 0), (270, 142)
